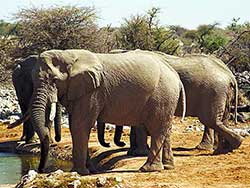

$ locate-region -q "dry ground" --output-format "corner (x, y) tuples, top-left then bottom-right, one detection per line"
(0, 117), (250, 188)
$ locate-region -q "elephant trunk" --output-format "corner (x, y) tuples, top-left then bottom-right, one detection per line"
(54, 103), (62, 142)
(31, 86), (50, 173)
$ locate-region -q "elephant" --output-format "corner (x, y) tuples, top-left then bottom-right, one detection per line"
(29, 49), (186, 175)
(11, 55), (62, 143)
(98, 50), (242, 156)
(11, 55), (126, 146)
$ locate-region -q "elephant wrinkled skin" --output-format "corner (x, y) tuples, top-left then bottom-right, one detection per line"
(31, 49), (186, 174)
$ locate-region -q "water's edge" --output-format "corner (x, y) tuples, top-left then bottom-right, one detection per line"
(0, 140), (72, 185)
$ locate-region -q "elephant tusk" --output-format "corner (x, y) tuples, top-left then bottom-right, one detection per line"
(49, 103), (56, 121)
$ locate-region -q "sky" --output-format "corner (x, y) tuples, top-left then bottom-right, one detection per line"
(0, 0), (249, 29)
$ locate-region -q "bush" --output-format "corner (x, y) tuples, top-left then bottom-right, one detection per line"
(14, 6), (104, 56)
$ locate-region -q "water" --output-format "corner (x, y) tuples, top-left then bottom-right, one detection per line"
(0, 152), (72, 184)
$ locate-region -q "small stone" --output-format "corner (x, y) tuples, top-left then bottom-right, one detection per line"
(115, 177), (122, 183)
(194, 126), (201, 132)
(96, 177), (107, 187)
(8, 115), (20, 123)
(71, 172), (79, 176)
(27, 170), (38, 181)
(185, 125), (193, 132)
(54, 169), (64, 174)
(70, 172), (80, 179)
(233, 128), (250, 137)
(68, 179), (82, 188)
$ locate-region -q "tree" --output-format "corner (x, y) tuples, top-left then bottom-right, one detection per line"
(218, 23), (250, 71)
(116, 7), (180, 55)
(14, 6), (102, 57)
(180, 23), (229, 54)
(0, 6), (117, 83)
(0, 20), (19, 36)
(0, 36), (18, 82)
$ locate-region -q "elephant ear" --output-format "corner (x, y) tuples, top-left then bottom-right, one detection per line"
(67, 51), (103, 101)
(38, 51), (68, 81)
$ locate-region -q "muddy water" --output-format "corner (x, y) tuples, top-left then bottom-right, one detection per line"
(0, 152), (72, 184)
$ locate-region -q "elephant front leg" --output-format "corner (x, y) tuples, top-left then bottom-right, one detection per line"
(128, 127), (149, 156)
(69, 114), (93, 175)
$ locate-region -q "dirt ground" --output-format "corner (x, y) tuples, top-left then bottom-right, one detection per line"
(0, 117), (250, 188)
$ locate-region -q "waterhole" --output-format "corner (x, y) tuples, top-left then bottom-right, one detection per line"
(0, 152), (72, 184)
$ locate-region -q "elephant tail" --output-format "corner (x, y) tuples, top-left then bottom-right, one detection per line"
(179, 82), (186, 122)
(97, 121), (111, 148)
(233, 79), (238, 124)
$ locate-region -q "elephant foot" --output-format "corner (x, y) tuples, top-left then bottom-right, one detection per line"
(230, 136), (243, 150)
(213, 136), (243, 155)
(71, 167), (90, 176)
(87, 160), (98, 174)
(195, 142), (213, 150)
(162, 160), (175, 170)
(127, 148), (149, 156)
(139, 162), (163, 172)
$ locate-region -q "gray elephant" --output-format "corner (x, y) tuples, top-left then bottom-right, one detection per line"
(11, 55), (62, 143)
(157, 52), (240, 153)
(29, 49), (186, 175)
(98, 50), (242, 155)
(11, 55), (125, 146)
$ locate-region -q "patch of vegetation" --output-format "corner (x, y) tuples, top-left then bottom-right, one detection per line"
(0, 5), (250, 84)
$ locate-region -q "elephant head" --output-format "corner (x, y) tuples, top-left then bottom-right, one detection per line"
(31, 49), (102, 172)
(9, 55), (62, 144)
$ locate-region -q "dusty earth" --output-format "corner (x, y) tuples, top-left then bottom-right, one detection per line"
(0, 117), (250, 188)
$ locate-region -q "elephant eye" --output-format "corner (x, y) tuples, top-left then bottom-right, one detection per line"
(52, 77), (59, 83)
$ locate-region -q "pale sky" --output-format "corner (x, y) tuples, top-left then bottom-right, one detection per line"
(0, 0), (249, 29)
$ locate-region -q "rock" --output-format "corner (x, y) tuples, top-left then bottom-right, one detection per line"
(68, 179), (81, 188)
(70, 171), (81, 179)
(0, 88), (21, 120)
(27, 170), (38, 181)
(17, 170), (38, 187)
(115, 176), (122, 183)
(185, 124), (203, 132)
(232, 128), (250, 137)
(8, 115), (21, 123)
(235, 71), (250, 96)
(96, 177), (107, 187)
(54, 169), (64, 174)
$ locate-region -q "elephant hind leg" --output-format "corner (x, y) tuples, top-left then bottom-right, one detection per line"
(140, 120), (173, 172)
(196, 125), (214, 150)
(139, 133), (164, 172)
(162, 125), (174, 170)
(203, 117), (242, 154)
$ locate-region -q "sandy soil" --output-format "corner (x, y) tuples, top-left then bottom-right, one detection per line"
(0, 117), (250, 188)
